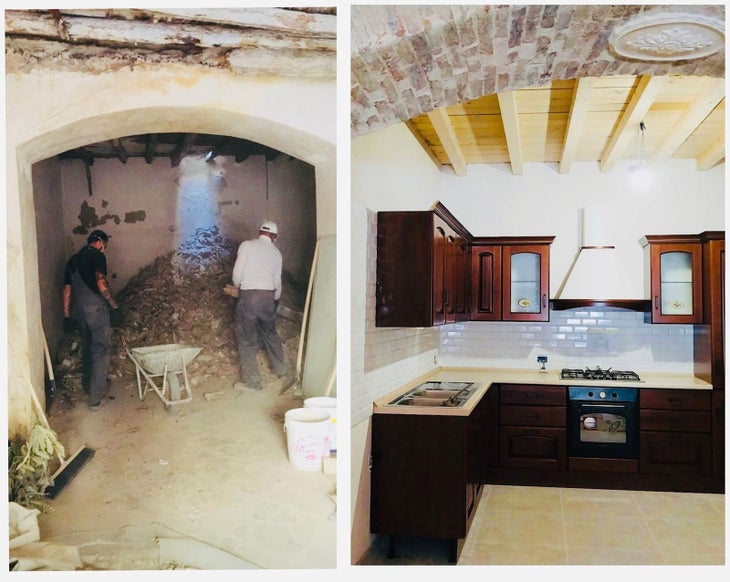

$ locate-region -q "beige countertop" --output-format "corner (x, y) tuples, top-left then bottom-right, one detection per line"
(372, 367), (713, 416)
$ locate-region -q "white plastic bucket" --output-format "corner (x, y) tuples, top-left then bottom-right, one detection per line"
(284, 408), (330, 471)
(304, 397), (337, 453)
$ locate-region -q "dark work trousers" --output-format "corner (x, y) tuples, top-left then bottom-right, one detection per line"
(234, 289), (289, 388)
(70, 270), (112, 406)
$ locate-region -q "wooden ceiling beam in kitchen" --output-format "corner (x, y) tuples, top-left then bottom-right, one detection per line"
(497, 91), (524, 175)
(170, 133), (198, 168)
(427, 107), (467, 176)
(560, 78), (596, 174)
(649, 78), (725, 166)
(404, 74), (724, 175)
(599, 75), (665, 173)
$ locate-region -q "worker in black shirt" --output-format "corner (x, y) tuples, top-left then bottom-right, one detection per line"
(63, 230), (119, 410)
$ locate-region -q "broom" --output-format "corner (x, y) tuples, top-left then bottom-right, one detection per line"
(11, 335), (95, 499)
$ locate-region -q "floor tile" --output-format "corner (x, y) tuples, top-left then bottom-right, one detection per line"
(464, 541), (567, 565)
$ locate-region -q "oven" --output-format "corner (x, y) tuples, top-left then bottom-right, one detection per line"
(567, 386), (639, 459)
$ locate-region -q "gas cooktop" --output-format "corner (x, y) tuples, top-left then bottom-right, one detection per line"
(560, 366), (641, 382)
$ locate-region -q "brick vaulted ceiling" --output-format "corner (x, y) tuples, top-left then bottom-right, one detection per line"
(350, 4), (725, 175)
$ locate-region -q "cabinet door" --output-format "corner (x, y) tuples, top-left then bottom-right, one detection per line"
(648, 242), (703, 323)
(433, 216), (450, 326)
(640, 431), (713, 475)
(499, 427), (567, 469)
(502, 245), (550, 321)
(470, 244), (502, 320)
(452, 238), (470, 321)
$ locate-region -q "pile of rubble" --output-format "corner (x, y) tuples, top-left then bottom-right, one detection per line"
(56, 226), (305, 395)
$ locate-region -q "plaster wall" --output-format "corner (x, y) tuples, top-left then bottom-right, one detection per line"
(349, 122), (725, 563)
(59, 154), (316, 292)
(6, 65), (334, 438)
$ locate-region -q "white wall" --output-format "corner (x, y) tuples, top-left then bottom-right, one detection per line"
(349, 123), (725, 563)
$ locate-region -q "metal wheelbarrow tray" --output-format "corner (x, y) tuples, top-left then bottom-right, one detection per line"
(125, 343), (202, 410)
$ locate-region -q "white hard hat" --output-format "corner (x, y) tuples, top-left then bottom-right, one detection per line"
(260, 220), (278, 235)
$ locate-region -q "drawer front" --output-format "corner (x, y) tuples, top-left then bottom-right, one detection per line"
(500, 405), (566, 427)
(640, 410), (712, 433)
(640, 389), (711, 411)
(500, 384), (566, 406)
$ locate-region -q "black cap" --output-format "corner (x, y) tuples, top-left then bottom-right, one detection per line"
(87, 230), (109, 245)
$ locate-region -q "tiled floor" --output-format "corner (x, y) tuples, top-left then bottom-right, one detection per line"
(359, 485), (725, 566)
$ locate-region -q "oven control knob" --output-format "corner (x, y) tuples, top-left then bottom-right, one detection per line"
(599, 391), (606, 399)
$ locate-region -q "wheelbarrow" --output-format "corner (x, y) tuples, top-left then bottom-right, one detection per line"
(124, 343), (202, 411)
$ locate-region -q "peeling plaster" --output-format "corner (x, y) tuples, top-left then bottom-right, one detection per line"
(72, 200), (121, 234)
(124, 210), (147, 223)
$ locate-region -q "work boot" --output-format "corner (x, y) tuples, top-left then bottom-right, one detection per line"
(234, 381), (262, 392)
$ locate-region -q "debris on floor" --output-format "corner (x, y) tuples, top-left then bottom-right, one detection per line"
(54, 226), (305, 403)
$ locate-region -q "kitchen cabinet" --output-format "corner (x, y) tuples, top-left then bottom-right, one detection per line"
(693, 232), (725, 479)
(642, 235), (703, 324)
(370, 393), (489, 562)
(498, 384), (567, 469)
(639, 389), (713, 476)
(471, 238), (553, 322)
(376, 203), (471, 327)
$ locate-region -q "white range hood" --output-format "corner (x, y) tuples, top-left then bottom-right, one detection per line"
(553, 207), (648, 310)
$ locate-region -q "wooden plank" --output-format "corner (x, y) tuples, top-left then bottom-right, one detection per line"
(599, 75), (665, 172)
(427, 108), (468, 176)
(649, 78), (725, 165)
(695, 136), (725, 169)
(406, 120), (444, 169)
(560, 77), (596, 174)
(497, 91), (524, 175)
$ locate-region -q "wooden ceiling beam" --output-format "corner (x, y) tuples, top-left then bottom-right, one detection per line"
(696, 135), (725, 170)
(559, 78), (596, 174)
(109, 138), (128, 164)
(145, 133), (159, 164)
(170, 133), (198, 167)
(497, 91), (524, 175)
(599, 74), (664, 173)
(427, 107), (467, 176)
(649, 79), (725, 166)
(406, 119), (443, 169)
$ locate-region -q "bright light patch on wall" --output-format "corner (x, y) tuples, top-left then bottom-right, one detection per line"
(628, 163), (653, 192)
(176, 156), (227, 247)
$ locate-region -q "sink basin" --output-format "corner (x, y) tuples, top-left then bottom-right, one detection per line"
(386, 381), (480, 408)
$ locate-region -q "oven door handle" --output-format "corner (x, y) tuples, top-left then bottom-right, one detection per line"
(578, 403), (628, 412)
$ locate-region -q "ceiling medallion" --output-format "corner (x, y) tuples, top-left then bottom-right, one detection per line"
(609, 13), (725, 61)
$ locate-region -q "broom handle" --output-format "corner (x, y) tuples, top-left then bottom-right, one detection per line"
(296, 240), (320, 376)
(42, 328), (55, 382)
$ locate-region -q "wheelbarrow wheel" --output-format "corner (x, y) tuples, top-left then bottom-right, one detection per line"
(166, 372), (182, 414)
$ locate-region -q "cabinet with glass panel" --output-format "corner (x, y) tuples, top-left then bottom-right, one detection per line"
(642, 235), (703, 324)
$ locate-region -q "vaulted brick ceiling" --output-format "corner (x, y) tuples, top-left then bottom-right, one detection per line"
(351, 4), (725, 136)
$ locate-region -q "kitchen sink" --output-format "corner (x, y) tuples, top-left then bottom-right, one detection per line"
(387, 381), (480, 408)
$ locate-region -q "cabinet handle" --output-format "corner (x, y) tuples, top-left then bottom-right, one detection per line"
(443, 289), (449, 305)
(525, 392), (540, 399)
(542, 294), (547, 308)
(654, 295), (659, 310)
(525, 414), (541, 419)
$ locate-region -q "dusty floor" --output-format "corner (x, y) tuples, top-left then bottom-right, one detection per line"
(38, 371), (337, 570)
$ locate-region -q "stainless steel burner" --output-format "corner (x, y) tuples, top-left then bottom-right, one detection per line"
(560, 366), (641, 382)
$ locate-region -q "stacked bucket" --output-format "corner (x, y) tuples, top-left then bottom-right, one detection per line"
(284, 397), (336, 471)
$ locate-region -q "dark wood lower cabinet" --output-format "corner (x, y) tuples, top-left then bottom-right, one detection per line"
(370, 397), (488, 562)
(640, 431), (713, 475)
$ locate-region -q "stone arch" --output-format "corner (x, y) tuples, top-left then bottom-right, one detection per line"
(7, 82), (334, 435)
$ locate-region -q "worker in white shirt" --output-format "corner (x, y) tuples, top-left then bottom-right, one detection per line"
(231, 220), (290, 391)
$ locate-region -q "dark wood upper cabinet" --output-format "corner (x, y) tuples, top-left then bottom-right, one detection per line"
(642, 235), (703, 324)
(471, 237), (554, 322)
(376, 203), (471, 327)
